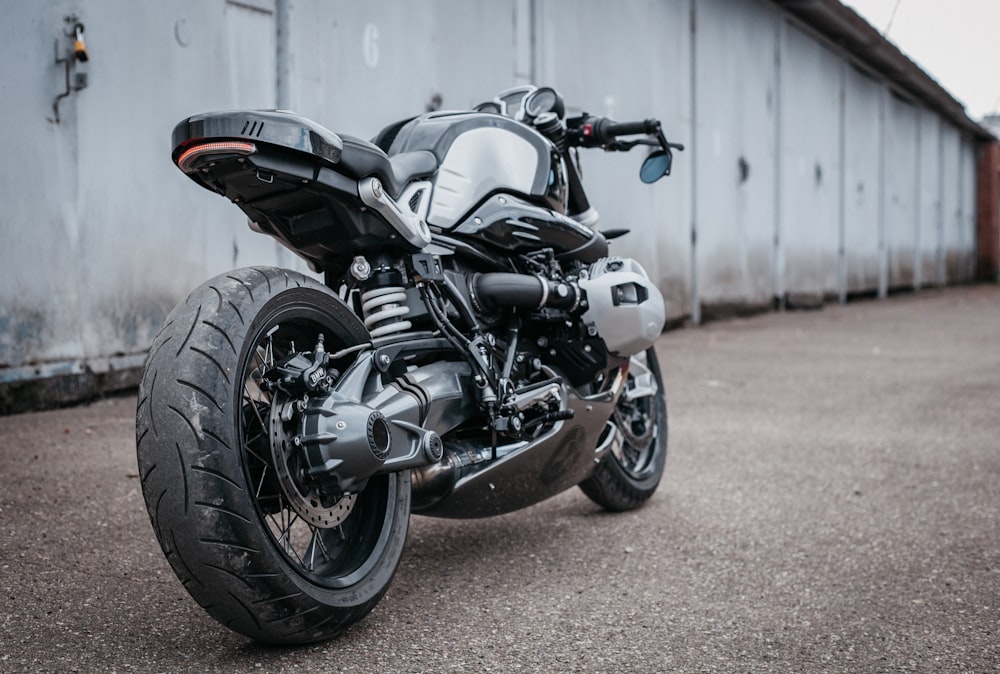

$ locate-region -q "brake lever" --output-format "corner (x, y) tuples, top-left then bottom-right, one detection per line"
(604, 140), (633, 152)
(655, 128), (685, 153)
(606, 138), (660, 152)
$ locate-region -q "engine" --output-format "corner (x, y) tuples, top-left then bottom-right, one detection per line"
(472, 256), (665, 358)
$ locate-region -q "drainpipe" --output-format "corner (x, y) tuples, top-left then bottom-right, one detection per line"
(877, 82), (887, 299)
(772, 15), (785, 310)
(274, 0), (291, 269)
(913, 113), (922, 289)
(936, 125), (945, 284)
(689, 0), (700, 324)
(837, 61), (846, 303)
(529, 0), (539, 84)
(276, 0), (291, 110)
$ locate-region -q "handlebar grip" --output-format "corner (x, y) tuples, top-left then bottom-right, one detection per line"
(602, 119), (657, 138)
(584, 117), (659, 144)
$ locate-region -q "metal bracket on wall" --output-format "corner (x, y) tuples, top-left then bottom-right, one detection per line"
(51, 14), (89, 124)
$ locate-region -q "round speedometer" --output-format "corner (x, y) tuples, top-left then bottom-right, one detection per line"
(522, 87), (564, 120)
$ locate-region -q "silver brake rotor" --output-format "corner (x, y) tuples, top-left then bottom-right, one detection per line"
(269, 396), (357, 528)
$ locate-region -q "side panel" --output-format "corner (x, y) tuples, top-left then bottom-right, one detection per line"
(450, 194), (607, 262)
(75, 1), (285, 364)
(958, 137), (978, 281)
(694, 0), (778, 311)
(940, 124), (961, 282)
(885, 93), (919, 289)
(779, 22), (842, 300)
(842, 66), (882, 294)
(917, 111), (943, 285)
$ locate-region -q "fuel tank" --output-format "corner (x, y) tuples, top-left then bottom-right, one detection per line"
(387, 112), (607, 263)
(387, 111), (568, 226)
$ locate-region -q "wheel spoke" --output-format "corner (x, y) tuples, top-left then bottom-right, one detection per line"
(305, 527), (332, 571)
(235, 309), (397, 588)
(243, 439), (271, 471)
(254, 463), (269, 499)
(243, 382), (269, 429)
(264, 328), (276, 369)
(314, 529), (332, 560)
(307, 530), (319, 571)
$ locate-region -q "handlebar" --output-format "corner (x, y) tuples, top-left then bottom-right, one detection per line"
(567, 114), (684, 154)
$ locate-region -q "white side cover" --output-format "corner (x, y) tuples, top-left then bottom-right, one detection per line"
(579, 258), (666, 357)
(427, 127), (539, 228)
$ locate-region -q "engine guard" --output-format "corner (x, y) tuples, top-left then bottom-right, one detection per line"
(413, 381), (623, 519)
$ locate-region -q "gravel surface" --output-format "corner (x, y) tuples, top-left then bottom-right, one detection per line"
(1, 285), (998, 673)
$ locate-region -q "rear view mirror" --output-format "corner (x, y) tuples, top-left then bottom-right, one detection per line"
(639, 150), (672, 183)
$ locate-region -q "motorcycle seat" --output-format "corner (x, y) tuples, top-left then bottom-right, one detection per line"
(338, 135), (437, 199)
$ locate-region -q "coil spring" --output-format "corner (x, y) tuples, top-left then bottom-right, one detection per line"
(361, 286), (412, 338)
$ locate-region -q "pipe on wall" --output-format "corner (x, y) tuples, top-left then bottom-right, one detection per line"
(276, 0), (291, 110)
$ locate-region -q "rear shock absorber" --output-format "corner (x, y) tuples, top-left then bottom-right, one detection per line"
(361, 286), (412, 337)
(360, 263), (412, 338)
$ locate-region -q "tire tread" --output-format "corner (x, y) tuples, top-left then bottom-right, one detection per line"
(136, 266), (407, 645)
(578, 347), (668, 512)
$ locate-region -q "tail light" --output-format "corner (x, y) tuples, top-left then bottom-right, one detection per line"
(176, 140), (256, 173)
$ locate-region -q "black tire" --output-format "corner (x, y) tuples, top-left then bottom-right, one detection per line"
(136, 266), (410, 645)
(579, 347), (667, 511)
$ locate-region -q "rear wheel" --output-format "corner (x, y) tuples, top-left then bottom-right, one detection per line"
(579, 347), (667, 511)
(136, 267), (410, 644)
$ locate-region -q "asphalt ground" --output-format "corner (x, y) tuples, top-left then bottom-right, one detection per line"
(1, 284), (998, 673)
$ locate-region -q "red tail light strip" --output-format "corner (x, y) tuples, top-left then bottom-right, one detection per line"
(177, 141), (257, 173)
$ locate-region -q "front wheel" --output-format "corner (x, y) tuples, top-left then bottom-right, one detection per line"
(136, 267), (410, 644)
(579, 347), (668, 511)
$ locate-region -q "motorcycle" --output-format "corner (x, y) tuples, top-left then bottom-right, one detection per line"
(136, 85), (683, 644)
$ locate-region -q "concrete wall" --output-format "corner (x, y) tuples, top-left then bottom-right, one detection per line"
(0, 0), (985, 411)
(693, 0), (778, 312)
(0, 0), (295, 407)
(534, 0), (694, 317)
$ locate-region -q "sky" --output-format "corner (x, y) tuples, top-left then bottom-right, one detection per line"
(844, 0), (1000, 121)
